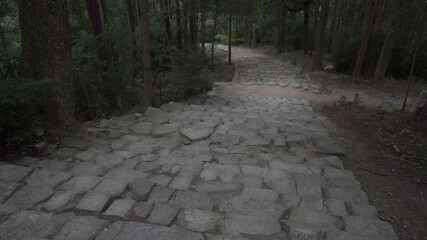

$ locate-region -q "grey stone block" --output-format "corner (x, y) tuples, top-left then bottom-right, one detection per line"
(70, 162), (108, 177)
(94, 179), (128, 196)
(112, 221), (204, 240)
(6, 185), (54, 210)
(171, 191), (214, 210)
(0, 164), (32, 182)
(54, 216), (109, 240)
(129, 178), (156, 201)
(0, 211), (67, 239)
(224, 214), (281, 236)
(44, 190), (80, 212)
(75, 191), (111, 212)
(147, 203), (179, 225)
(195, 181), (243, 194)
(177, 209), (223, 232)
(104, 198), (136, 219)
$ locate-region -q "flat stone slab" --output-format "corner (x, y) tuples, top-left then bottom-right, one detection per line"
(133, 202), (154, 220)
(104, 169), (149, 183)
(51, 147), (78, 160)
(129, 178), (156, 201)
(177, 209), (223, 232)
(147, 203), (179, 225)
(75, 191), (111, 212)
(180, 126), (213, 140)
(26, 169), (71, 187)
(104, 198), (136, 218)
(313, 137), (346, 156)
(0, 181), (19, 202)
(0, 211), (67, 239)
(70, 162), (108, 176)
(343, 216), (397, 239)
(109, 221), (204, 240)
(171, 191), (214, 210)
(195, 181), (243, 194)
(0, 164), (32, 182)
(54, 216), (108, 240)
(44, 190), (79, 212)
(283, 207), (340, 231)
(224, 214), (281, 236)
(61, 137), (91, 150)
(6, 185), (54, 210)
(94, 179), (128, 196)
(129, 122), (154, 134)
(148, 187), (174, 203)
(152, 124), (178, 136)
(60, 176), (102, 193)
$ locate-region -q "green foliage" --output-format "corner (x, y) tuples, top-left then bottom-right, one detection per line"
(215, 33), (229, 44)
(156, 50), (212, 104)
(72, 4), (141, 120)
(0, 78), (49, 143)
(333, 39), (360, 74)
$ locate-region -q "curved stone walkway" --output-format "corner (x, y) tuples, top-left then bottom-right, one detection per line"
(0, 46), (397, 240)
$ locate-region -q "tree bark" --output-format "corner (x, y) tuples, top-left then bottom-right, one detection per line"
(311, 0), (330, 71)
(374, 29), (394, 80)
(211, 0), (218, 71)
(302, 5), (310, 55)
(125, 0), (138, 58)
(18, 0), (74, 127)
(175, 0), (182, 49)
(86, 0), (104, 36)
(352, 0), (378, 76)
(277, 0), (287, 53)
(309, 0), (320, 56)
(228, 0), (232, 65)
(414, 101), (427, 124)
(327, 0), (338, 54)
(189, 0), (197, 51)
(161, 0), (172, 44)
(201, 1), (206, 52)
(137, 0), (153, 108)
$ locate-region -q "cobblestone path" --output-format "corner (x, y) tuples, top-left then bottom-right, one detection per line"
(0, 46), (397, 240)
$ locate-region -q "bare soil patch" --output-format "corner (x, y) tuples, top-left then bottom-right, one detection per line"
(320, 105), (427, 240)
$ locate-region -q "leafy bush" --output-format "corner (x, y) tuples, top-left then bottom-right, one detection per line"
(156, 49), (212, 104)
(0, 78), (49, 143)
(333, 39), (360, 73)
(215, 33), (229, 44)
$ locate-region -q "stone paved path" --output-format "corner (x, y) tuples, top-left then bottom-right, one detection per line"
(0, 46), (397, 240)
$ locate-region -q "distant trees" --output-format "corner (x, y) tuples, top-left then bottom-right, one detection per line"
(18, 0), (74, 127)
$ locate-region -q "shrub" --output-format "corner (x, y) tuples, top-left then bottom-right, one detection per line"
(0, 78), (49, 143)
(155, 49), (212, 104)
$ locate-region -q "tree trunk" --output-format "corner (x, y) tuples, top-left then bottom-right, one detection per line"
(402, 49), (418, 112)
(201, 1), (206, 52)
(137, 0), (153, 108)
(161, 0), (172, 44)
(18, 0), (74, 127)
(327, 0), (338, 54)
(352, 0), (378, 76)
(189, 0), (197, 51)
(175, 0), (182, 49)
(125, 0), (138, 59)
(311, 0), (330, 71)
(302, 5), (310, 55)
(374, 29), (394, 80)
(414, 101), (427, 124)
(309, 0), (320, 56)
(277, 0), (287, 53)
(86, 0), (104, 36)
(228, 0), (232, 65)
(211, 0), (218, 71)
